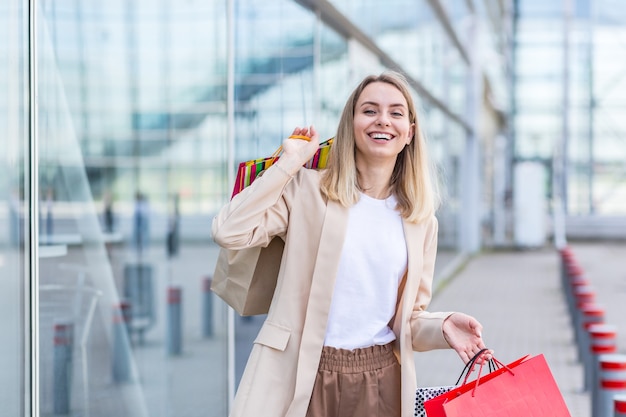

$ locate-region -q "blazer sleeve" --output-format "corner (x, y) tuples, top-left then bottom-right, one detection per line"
(212, 162), (298, 250)
(410, 216), (454, 351)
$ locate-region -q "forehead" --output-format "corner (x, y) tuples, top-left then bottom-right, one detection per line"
(357, 81), (407, 106)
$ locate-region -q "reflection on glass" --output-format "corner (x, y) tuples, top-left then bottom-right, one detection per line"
(0, 2), (28, 416)
(36, 1), (228, 416)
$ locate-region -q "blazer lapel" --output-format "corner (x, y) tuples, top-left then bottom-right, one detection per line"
(286, 199), (348, 417)
(392, 220), (426, 338)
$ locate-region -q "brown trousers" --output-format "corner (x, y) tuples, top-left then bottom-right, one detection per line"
(305, 342), (401, 417)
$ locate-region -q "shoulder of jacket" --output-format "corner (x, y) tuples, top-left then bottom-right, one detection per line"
(287, 168), (323, 193)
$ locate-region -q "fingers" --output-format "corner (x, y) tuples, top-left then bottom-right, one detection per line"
(468, 315), (483, 337)
(445, 313), (494, 364)
(291, 126), (308, 137)
(290, 125), (320, 142)
(309, 125), (319, 141)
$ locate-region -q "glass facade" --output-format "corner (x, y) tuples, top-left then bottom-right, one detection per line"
(0, 1), (29, 415)
(513, 0), (626, 216)
(3, 0), (516, 415)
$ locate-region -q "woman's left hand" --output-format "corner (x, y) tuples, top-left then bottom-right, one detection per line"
(442, 312), (493, 364)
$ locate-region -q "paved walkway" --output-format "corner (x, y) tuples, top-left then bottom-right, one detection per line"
(29, 240), (624, 416)
(414, 242), (626, 417)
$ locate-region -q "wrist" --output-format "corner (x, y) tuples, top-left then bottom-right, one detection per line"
(275, 157), (302, 177)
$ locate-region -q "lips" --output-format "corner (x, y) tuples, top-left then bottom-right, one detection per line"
(369, 132), (394, 141)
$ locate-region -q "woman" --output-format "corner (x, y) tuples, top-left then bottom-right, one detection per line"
(212, 71), (491, 417)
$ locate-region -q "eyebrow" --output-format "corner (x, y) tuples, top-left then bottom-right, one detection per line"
(359, 101), (407, 108)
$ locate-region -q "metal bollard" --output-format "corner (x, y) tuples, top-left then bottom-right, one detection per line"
(587, 323), (617, 393)
(202, 276), (214, 338)
(577, 303), (605, 368)
(594, 354), (626, 417)
(573, 285), (596, 355)
(559, 247), (574, 292)
(574, 284), (595, 313)
(112, 301), (132, 383)
(615, 394), (626, 417)
(53, 322), (74, 415)
(167, 286), (183, 355)
(567, 274), (590, 316)
(561, 251), (578, 289)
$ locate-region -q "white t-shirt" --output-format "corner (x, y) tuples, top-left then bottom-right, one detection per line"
(324, 193), (408, 350)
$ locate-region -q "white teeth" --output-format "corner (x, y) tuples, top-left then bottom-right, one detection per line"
(370, 133), (393, 140)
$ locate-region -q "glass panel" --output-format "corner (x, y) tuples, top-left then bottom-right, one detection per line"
(233, 0), (317, 163)
(37, 0), (229, 416)
(0, 1), (28, 415)
(426, 108), (464, 252)
(317, 26), (350, 135)
(584, 13), (626, 215)
(517, 0), (563, 18)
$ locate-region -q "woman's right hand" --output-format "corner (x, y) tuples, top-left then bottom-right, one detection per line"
(277, 125), (321, 175)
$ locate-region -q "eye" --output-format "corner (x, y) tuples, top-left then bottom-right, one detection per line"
(392, 111), (404, 117)
(363, 109), (376, 115)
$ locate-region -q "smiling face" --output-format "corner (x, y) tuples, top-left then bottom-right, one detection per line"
(353, 81), (415, 166)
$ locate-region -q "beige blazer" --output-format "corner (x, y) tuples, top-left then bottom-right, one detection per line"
(212, 163), (453, 417)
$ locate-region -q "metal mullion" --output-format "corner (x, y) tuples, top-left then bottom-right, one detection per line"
(226, 0), (236, 412)
(425, 0), (471, 65)
(27, 0), (40, 415)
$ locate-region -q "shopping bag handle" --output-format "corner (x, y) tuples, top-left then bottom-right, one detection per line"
(469, 356), (515, 397)
(288, 134), (312, 141)
(270, 134), (322, 162)
(455, 348), (490, 386)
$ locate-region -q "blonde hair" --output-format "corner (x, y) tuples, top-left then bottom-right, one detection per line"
(320, 71), (440, 223)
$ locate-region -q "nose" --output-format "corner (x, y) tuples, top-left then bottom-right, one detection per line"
(376, 113), (390, 126)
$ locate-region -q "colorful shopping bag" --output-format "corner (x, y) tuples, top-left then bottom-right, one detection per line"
(425, 354), (571, 417)
(231, 137), (333, 198)
(416, 349), (495, 417)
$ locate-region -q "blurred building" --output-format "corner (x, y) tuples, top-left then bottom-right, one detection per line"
(0, 0), (624, 415)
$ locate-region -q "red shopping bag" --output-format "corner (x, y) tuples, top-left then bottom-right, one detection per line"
(427, 354), (571, 417)
(423, 355), (528, 417)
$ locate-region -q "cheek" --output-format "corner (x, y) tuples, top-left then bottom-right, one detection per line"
(353, 116), (369, 131)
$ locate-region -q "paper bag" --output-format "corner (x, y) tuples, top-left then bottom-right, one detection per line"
(211, 237), (284, 316)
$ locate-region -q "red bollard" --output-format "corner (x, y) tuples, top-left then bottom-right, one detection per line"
(567, 262), (584, 278)
(573, 285), (596, 339)
(566, 275), (591, 317)
(112, 301), (132, 383)
(202, 276), (214, 338)
(53, 322), (74, 414)
(574, 285), (596, 308)
(167, 286), (183, 355)
(615, 394), (626, 417)
(587, 323), (617, 392)
(559, 247), (574, 289)
(590, 324), (618, 355)
(577, 304), (605, 364)
(594, 353), (626, 417)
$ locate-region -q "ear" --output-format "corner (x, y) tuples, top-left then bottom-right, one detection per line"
(407, 123), (416, 145)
